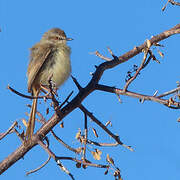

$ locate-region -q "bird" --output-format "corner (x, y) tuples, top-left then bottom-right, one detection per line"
(25, 28), (72, 143)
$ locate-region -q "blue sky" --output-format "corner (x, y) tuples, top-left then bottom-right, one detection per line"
(0, 0), (180, 180)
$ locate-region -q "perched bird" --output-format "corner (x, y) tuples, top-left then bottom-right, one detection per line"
(26, 28), (72, 143)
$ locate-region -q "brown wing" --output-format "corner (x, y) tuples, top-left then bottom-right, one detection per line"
(27, 43), (53, 92)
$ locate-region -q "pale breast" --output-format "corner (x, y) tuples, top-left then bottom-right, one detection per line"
(51, 49), (71, 87)
(39, 45), (71, 88)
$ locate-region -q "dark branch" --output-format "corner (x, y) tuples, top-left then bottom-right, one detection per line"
(51, 130), (79, 154)
(79, 104), (133, 151)
(56, 156), (109, 169)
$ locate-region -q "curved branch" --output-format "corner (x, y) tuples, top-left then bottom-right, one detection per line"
(26, 156), (51, 176)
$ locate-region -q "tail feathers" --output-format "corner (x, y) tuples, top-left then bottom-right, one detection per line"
(25, 89), (39, 143)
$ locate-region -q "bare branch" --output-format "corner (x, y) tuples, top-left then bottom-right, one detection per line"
(79, 104), (134, 151)
(59, 91), (74, 108)
(13, 129), (24, 142)
(169, 0), (180, 5)
(0, 121), (18, 140)
(83, 112), (88, 160)
(26, 156), (51, 176)
(92, 51), (111, 61)
(157, 87), (180, 98)
(7, 85), (51, 100)
(96, 84), (180, 108)
(56, 156), (109, 169)
(38, 140), (75, 180)
(71, 75), (83, 91)
(162, 0), (180, 11)
(87, 139), (119, 147)
(123, 42), (150, 92)
(51, 130), (79, 154)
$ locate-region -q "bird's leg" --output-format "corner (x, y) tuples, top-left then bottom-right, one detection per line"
(40, 83), (58, 97)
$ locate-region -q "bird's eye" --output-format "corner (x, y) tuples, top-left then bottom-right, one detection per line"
(55, 36), (59, 40)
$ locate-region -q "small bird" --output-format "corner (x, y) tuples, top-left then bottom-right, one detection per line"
(25, 28), (72, 143)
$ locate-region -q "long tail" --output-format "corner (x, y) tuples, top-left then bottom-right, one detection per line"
(25, 89), (39, 142)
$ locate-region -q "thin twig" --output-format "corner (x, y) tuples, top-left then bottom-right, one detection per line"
(38, 140), (56, 158)
(7, 85), (51, 100)
(36, 111), (46, 124)
(0, 121), (18, 140)
(51, 130), (79, 154)
(38, 140), (75, 180)
(162, 0), (180, 11)
(79, 104), (134, 151)
(59, 91), (74, 109)
(56, 156), (109, 169)
(93, 51), (111, 61)
(123, 44), (150, 92)
(157, 87), (180, 98)
(36, 111), (79, 154)
(26, 156), (51, 176)
(162, 0), (170, 11)
(56, 159), (75, 180)
(95, 84), (180, 108)
(107, 47), (114, 57)
(169, 0), (180, 5)
(44, 136), (50, 148)
(142, 50), (153, 68)
(83, 112), (88, 160)
(37, 110), (79, 154)
(148, 49), (160, 63)
(13, 129), (24, 142)
(87, 139), (119, 147)
(71, 75), (83, 91)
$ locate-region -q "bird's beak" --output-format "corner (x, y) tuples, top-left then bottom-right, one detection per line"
(66, 37), (73, 41)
